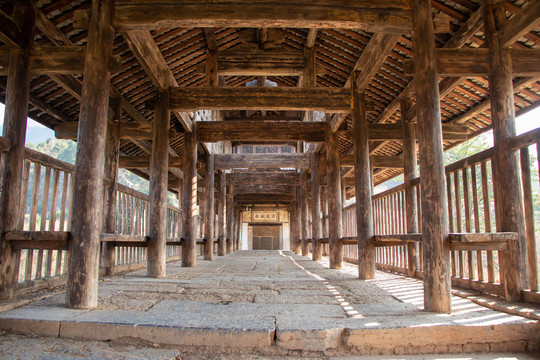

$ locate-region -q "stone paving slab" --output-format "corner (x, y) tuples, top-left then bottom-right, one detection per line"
(0, 250), (539, 356)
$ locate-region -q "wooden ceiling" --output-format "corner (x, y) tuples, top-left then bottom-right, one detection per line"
(0, 0), (539, 200)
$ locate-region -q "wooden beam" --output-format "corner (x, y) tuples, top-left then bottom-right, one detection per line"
(214, 49), (305, 76)
(167, 87), (352, 113)
(118, 155), (183, 169)
(214, 153), (311, 169)
(403, 48), (540, 77)
(203, 154), (215, 260)
(501, 0), (540, 46)
(339, 154), (403, 168)
(233, 184), (295, 194)
(235, 193), (294, 203)
(112, 1), (412, 33)
(0, 46), (121, 75)
(55, 121), (176, 140)
(0, 9), (24, 48)
(197, 120), (327, 142)
(122, 30), (192, 132)
(227, 172), (300, 186)
(329, 32), (401, 132)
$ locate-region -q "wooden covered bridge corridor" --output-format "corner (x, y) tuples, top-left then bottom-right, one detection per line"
(0, 0), (539, 356)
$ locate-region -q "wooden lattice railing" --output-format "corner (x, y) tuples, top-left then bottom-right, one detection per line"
(342, 126), (540, 302)
(0, 144), (185, 291)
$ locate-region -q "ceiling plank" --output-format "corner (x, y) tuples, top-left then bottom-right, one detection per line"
(215, 153), (311, 169)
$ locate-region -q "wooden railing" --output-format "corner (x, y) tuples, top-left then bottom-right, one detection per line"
(0, 143), (185, 291)
(342, 126), (540, 302)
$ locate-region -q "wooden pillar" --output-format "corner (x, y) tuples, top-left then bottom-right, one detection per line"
(412, 0), (451, 313)
(293, 190), (302, 254)
(321, 185), (329, 256)
(0, 5), (34, 300)
(485, 1), (528, 300)
(327, 128), (343, 269)
(103, 108), (120, 275)
(301, 171), (309, 256)
(67, 0), (115, 309)
(235, 205), (241, 250)
(311, 153), (322, 261)
(148, 91), (170, 277)
(352, 86), (374, 279)
(217, 171), (226, 256)
(204, 154), (215, 260)
(401, 97), (419, 278)
(182, 125), (197, 267)
(226, 184), (233, 254)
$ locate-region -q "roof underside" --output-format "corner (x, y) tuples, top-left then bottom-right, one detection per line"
(0, 0), (538, 202)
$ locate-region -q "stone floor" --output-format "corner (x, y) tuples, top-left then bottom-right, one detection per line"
(0, 250), (539, 358)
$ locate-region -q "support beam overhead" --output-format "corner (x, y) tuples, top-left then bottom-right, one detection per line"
(235, 194), (294, 203)
(227, 172), (300, 186)
(233, 184), (295, 194)
(122, 30), (192, 132)
(0, 9), (24, 48)
(214, 153), (311, 169)
(339, 154), (404, 168)
(0, 46), (122, 75)
(55, 121), (176, 140)
(215, 49), (305, 76)
(119, 155), (183, 169)
(404, 48), (540, 77)
(197, 121), (327, 142)
(167, 87), (352, 113)
(111, 1), (412, 33)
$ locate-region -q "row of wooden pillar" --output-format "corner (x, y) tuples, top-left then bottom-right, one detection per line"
(289, 0), (529, 313)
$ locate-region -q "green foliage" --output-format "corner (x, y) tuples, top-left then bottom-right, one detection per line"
(443, 133), (492, 166)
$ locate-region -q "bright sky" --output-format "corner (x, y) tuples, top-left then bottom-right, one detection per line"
(0, 103), (538, 144)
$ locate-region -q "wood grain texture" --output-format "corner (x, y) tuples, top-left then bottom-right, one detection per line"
(66, 0), (114, 309)
(147, 92), (169, 277)
(214, 153), (311, 170)
(197, 120), (327, 142)
(485, 1), (528, 301)
(181, 125), (198, 267)
(0, 5), (33, 300)
(169, 87), (352, 113)
(353, 88), (375, 279)
(204, 154), (215, 260)
(311, 153), (322, 261)
(217, 171), (226, 256)
(114, 1), (411, 32)
(327, 129), (343, 269)
(413, 0), (451, 313)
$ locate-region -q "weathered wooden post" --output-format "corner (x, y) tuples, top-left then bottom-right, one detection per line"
(293, 189), (302, 254)
(352, 83), (374, 279)
(148, 91), (170, 277)
(327, 128), (343, 269)
(412, 0), (451, 312)
(182, 124), (197, 267)
(235, 205), (241, 250)
(0, 5), (34, 300)
(401, 97), (419, 278)
(311, 152), (322, 261)
(321, 185), (329, 256)
(204, 154), (215, 260)
(485, 0), (528, 300)
(66, 0), (115, 308)
(217, 171), (226, 256)
(226, 184), (233, 253)
(103, 104), (120, 275)
(301, 170), (309, 256)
